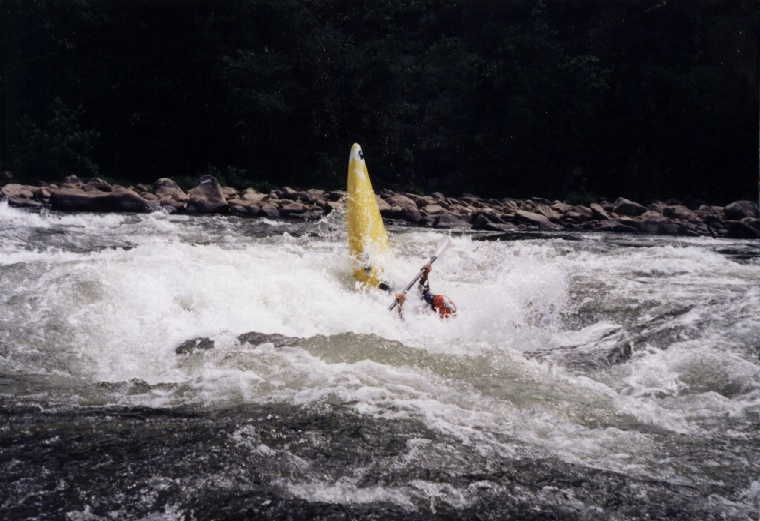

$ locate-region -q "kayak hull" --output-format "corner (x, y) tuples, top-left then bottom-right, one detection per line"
(346, 143), (389, 287)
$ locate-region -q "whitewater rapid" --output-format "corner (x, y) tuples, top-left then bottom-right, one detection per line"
(1, 200), (758, 519)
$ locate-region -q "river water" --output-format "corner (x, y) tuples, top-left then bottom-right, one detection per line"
(1, 200), (759, 520)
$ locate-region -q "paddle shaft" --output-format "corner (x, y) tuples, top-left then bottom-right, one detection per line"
(388, 242), (449, 311)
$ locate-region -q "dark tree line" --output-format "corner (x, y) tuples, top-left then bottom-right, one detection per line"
(1, 0), (758, 203)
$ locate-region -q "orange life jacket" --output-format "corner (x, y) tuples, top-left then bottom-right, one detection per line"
(431, 294), (456, 319)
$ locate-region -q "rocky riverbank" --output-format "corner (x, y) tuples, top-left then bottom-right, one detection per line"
(2, 174), (759, 239)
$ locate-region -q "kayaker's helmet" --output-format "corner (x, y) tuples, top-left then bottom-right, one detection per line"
(431, 294), (457, 319)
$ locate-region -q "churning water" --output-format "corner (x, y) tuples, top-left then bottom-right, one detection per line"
(1, 200), (758, 520)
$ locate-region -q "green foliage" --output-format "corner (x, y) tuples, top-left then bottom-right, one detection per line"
(2, 0), (757, 202)
(11, 98), (100, 182)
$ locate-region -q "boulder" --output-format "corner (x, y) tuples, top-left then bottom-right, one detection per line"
(725, 218), (760, 239)
(175, 337), (215, 355)
(62, 174), (82, 186)
(534, 203), (560, 220)
(277, 186), (300, 201)
(221, 186), (239, 199)
(303, 189), (326, 204)
(386, 194), (417, 213)
(589, 203), (610, 220)
(229, 203), (250, 217)
(241, 188), (266, 204)
(326, 190), (345, 202)
(279, 201), (307, 216)
(375, 195), (391, 212)
(326, 201), (342, 213)
(551, 201), (572, 214)
(158, 198), (186, 213)
(447, 203), (472, 217)
(1, 183), (35, 200)
(724, 200), (758, 220)
(259, 203), (280, 219)
(433, 212), (470, 229)
(407, 193), (431, 206)
(34, 187), (52, 200)
(501, 199), (520, 212)
(84, 177), (113, 192)
(471, 210), (503, 230)
(186, 175), (228, 214)
(50, 187), (152, 213)
(591, 219), (639, 234)
(697, 204), (723, 218)
(477, 221), (519, 233)
(613, 197), (647, 217)
(237, 331), (301, 348)
(1, 184), (43, 209)
(663, 205), (698, 221)
(154, 178), (188, 201)
(401, 206), (422, 223)
(636, 211), (680, 235)
(421, 203), (445, 214)
(513, 210), (561, 230)
(379, 205), (404, 219)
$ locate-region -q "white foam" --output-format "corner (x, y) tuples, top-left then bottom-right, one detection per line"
(2, 210), (759, 495)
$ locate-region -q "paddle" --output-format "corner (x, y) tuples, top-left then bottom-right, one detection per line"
(389, 237), (451, 312)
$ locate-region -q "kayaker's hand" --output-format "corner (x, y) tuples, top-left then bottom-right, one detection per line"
(421, 264), (432, 274)
(395, 294), (406, 306)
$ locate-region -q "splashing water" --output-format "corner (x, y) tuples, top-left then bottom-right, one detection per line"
(1, 201), (758, 520)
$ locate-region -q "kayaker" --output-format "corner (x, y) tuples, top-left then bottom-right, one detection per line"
(394, 264), (457, 319)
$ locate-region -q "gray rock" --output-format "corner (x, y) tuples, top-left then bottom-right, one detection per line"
(62, 174), (82, 186)
(1, 183), (35, 200)
(663, 205), (697, 221)
(229, 203), (250, 217)
(386, 194), (417, 213)
(85, 177), (113, 192)
(401, 206), (422, 223)
(186, 175), (228, 214)
(533, 203), (560, 220)
(237, 331), (301, 347)
(6, 197), (44, 209)
(279, 201), (307, 216)
(591, 219), (639, 233)
(724, 200), (758, 220)
(433, 213), (470, 229)
(379, 205), (404, 219)
(613, 197), (647, 217)
(421, 203), (445, 214)
(375, 195), (391, 212)
(259, 203), (280, 219)
(326, 190), (345, 202)
(589, 203), (610, 220)
(175, 337), (215, 355)
(513, 210), (561, 230)
(154, 178), (187, 200)
(241, 188), (266, 204)
(50, 187), (152, 213)
(725, 218), (760, 239)
(278, 186), (300, 200)
(471, 210), (505, 229)
(221, 186), (239, 199)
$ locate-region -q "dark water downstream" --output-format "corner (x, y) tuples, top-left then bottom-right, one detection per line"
(1, 202), (758, 520)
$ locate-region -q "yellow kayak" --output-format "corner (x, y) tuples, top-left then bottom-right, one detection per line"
(346, 143), (389, 287)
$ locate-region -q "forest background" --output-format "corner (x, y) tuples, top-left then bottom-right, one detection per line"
(1, 0), (759, 204)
